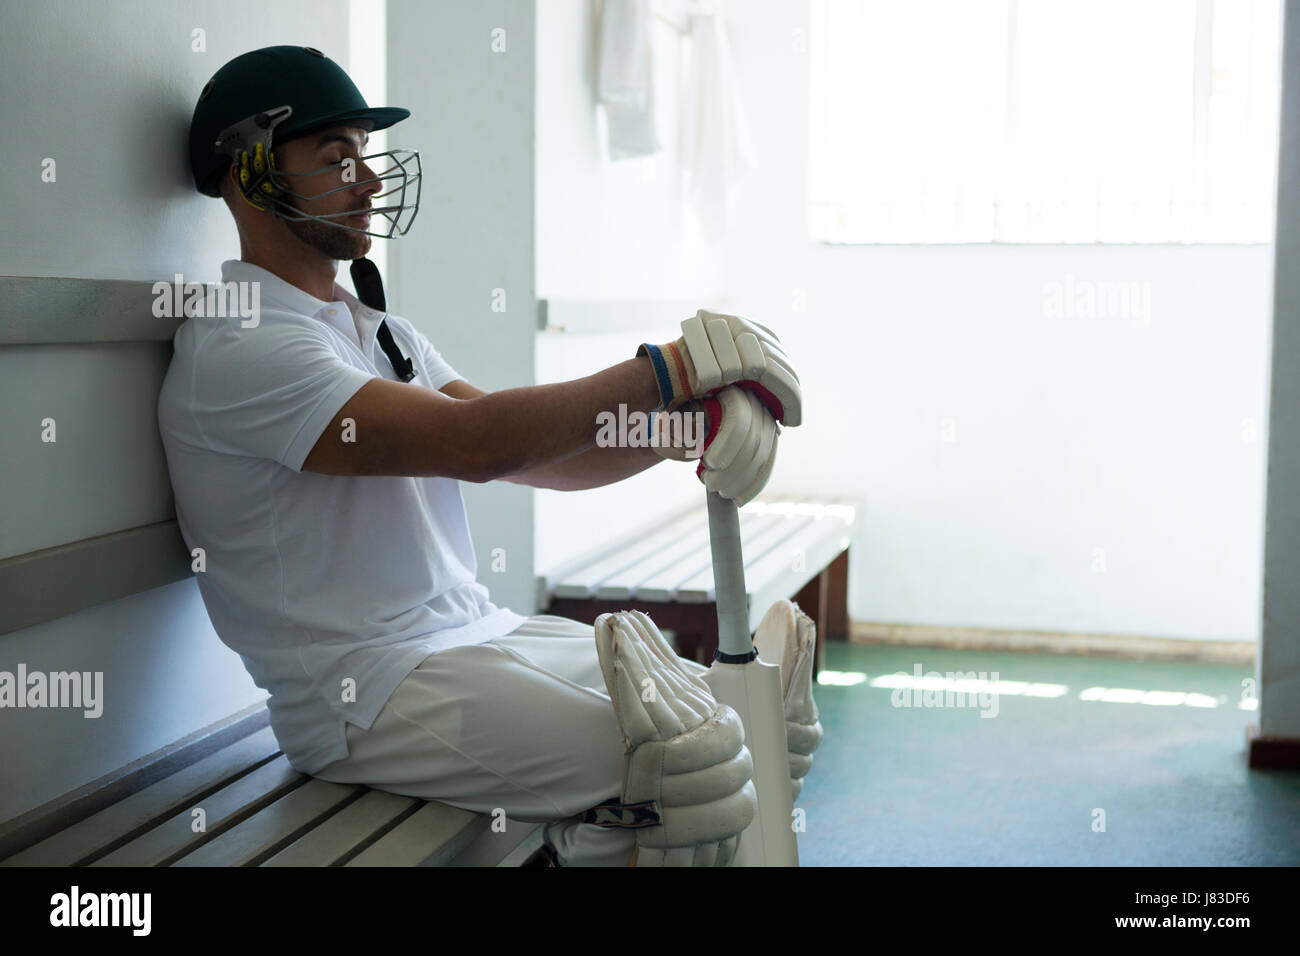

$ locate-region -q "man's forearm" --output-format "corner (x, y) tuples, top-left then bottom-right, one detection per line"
(457, 356), (662, 482)
(508, 442), (665, 491)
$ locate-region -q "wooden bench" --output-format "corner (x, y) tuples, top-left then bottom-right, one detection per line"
(539, 497), (858, 673)
(0, 707), (542, 868)
(0, 275), (548, 868)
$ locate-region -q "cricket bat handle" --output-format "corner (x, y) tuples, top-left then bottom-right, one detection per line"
(706, 490), (753, 660)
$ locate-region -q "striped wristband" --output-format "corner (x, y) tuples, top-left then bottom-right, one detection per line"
(636, 340), (693, 412)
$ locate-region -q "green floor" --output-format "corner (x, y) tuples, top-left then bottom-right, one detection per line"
(796, 642), (1300, 866)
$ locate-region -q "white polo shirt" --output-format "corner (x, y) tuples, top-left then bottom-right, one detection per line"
(157, 259), (526, 775)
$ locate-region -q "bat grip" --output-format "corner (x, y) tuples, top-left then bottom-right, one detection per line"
(706, 490), (752, 659)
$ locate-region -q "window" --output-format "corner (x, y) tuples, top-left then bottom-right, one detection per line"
(809, 0), (1283, 243)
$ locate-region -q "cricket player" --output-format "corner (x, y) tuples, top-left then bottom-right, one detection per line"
(158, 45), (818, 867)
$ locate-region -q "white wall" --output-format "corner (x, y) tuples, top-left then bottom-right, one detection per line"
(0, 0), (354, 823)
(536, 0), (725, 299)
(387, 0), (539, 614)
(717, 0), (1272, 642)
(534, 0), (727, 574)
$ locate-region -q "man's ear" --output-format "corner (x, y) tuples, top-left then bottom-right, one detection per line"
(224, 157), (273, 213)
(219, 161), (256, 217)
(219, 161), (237, 198)
(217, 163), (234, 208)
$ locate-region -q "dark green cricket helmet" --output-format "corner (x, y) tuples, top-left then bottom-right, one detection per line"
(187, 45), (421, 238)
(188, 45), (408, 197)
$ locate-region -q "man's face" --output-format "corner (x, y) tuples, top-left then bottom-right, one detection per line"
(273, 125), (382, 261)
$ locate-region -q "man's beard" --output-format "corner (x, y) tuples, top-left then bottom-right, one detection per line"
(282, 208), (372, 261)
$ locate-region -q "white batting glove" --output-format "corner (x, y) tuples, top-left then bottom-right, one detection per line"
(647, 388), (779, 509)
(636, 309), (803, 427)
(697, 387), (779, 508)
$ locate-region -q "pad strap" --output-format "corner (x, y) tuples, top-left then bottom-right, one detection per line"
(581, 798), (662, 829)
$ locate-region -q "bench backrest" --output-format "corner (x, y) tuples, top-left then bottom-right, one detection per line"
(0, 275), (192, 636)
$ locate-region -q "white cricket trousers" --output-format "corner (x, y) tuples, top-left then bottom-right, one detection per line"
(313, 613), (710, 866)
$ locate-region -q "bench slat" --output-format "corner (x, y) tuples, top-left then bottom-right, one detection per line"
(345, 801), (488, 867)
(590, 521), (717, 600)
(445, 818), (543, 867)
(91, 756), (305, 866)
(261, 789), (421, 867)
(538, 503), (697, 595)
(631, 512), (790, 602)
(552, 509), (705, 598)
(548, 498), (859, 604)
(597, 511), (771, 602)
(671, 513), (821, 603)
(173, 778), (361, 866)
(746, 515), (854, 633)
(2, 726), (282, 867)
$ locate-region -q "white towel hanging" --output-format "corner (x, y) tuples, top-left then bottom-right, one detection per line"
(679, 0), (756, 241)
(598, 0), (662, 160)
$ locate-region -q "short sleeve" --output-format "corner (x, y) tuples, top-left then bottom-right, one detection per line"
(188, 319), (376, 472)
(401, 321), (461, 391)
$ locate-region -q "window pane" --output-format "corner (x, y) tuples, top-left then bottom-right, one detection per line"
(810, 0), (1008, 242)
(809, 0), (1281, 243)
(1206, 0), (1282, 241)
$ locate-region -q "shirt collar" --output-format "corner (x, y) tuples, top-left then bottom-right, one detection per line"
(328, 276), (387, 351)
(330, 281), (384, 321)
(220, 259), (348, 318)
(219, 259), (389, 352)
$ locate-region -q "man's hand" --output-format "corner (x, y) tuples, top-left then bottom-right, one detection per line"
(649, 386), (779, 508)
(636, 309), (802, 427)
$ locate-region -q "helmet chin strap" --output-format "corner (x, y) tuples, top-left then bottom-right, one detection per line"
(350, 258), (416, 383)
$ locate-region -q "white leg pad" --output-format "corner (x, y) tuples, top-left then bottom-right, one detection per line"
(591, 610), (757, 866)
(753, 600), (824, 802)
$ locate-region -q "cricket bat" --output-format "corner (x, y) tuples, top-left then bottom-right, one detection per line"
(701, 490), (799, 866)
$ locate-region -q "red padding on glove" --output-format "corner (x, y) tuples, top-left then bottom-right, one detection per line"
(696, 394), (724, 479)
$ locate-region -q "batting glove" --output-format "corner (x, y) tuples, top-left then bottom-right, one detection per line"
(647, 387), (779, 509)
(637, 309), (802, 427)
(697, 387), (779, 508)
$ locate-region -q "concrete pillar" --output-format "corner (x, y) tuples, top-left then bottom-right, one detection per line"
(1255, 0), (1300, 765)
